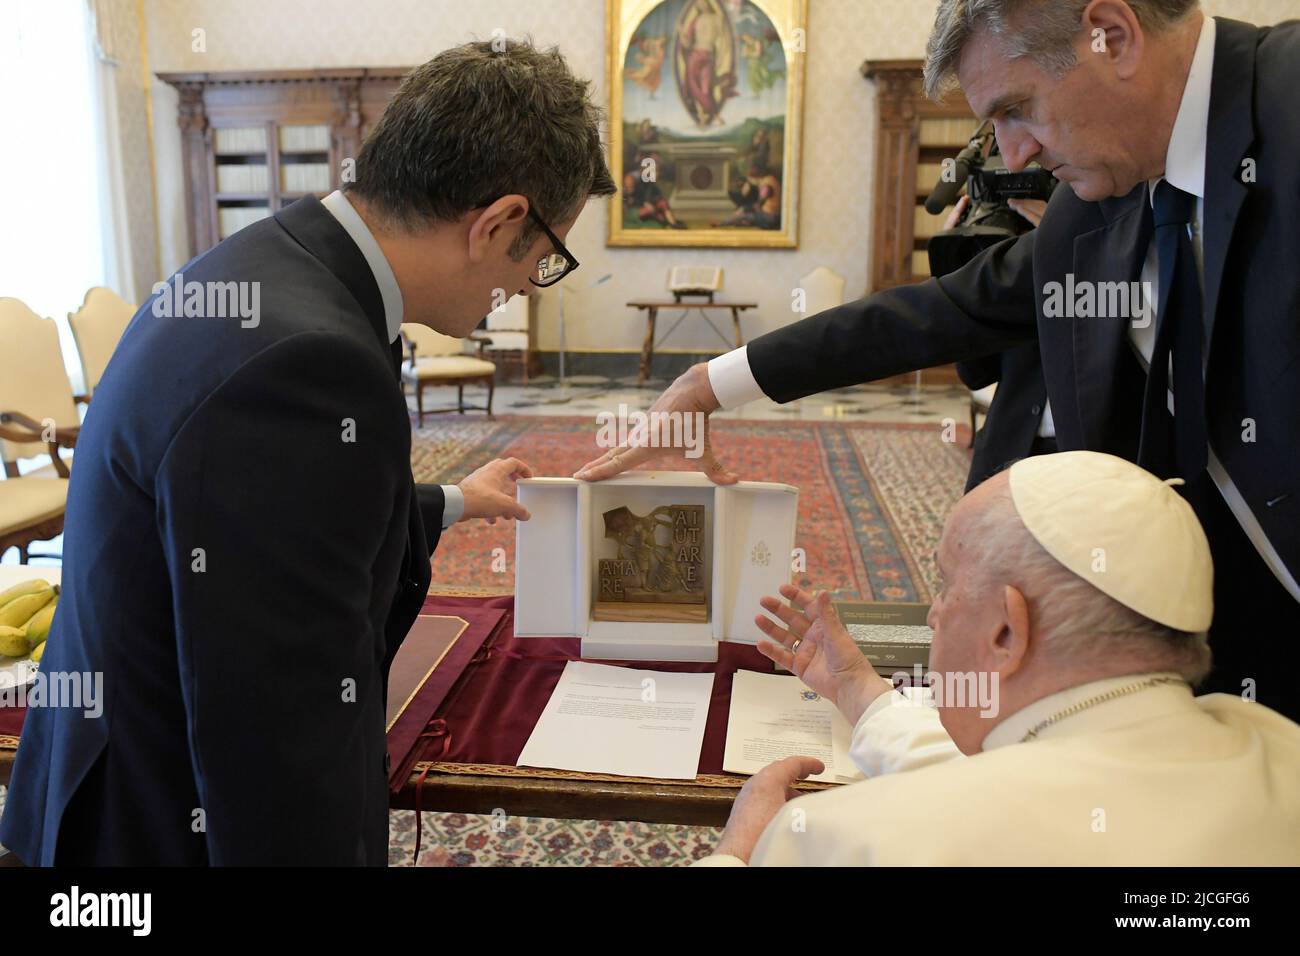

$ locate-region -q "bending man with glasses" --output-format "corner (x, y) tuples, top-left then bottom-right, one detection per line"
(2, 40), (616, 866)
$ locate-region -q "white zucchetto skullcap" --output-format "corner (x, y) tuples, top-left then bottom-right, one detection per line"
(1008, 451), (1213, 632)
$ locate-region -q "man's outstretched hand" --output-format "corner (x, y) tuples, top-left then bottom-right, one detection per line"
(572, 363), (738, 484)
(458, 457), (533, 524)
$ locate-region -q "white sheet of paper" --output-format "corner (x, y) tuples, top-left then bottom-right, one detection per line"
(724, 670), (864, 784)
(517, 661), (715, 780)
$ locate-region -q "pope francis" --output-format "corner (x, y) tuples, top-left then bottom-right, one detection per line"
(697, 452), (1300, 866)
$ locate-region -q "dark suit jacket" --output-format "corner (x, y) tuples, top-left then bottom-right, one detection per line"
(747, 18), (1298, 585)
(0, 196), (443, 865)
(957, 345), (1049, 491)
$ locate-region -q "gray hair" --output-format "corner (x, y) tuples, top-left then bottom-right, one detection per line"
(924, 0), (1200, 100)
(959, 477), (1212, 684)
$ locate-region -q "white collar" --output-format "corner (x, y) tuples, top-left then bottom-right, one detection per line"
(981, 671), (1190, 751)
(320, 189), (404, 343)
(1147, 15), (1215, 204)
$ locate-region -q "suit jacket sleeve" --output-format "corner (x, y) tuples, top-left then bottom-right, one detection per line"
(747, 230), (1039, 402)
(155, 330), (410, 864)
(414, 483), (445, 555)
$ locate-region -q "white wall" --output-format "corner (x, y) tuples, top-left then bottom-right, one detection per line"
(140, 0), (1300, 353)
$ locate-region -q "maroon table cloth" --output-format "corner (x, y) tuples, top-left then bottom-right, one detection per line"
(416, 595), (776, 779)
(1, 594), (777, 787)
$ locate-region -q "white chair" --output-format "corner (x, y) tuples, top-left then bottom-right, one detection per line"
(483, 294), (538, 383)
(68, 286), (135, 399)
(398, 323), (496, 425)
(798, 266), (846, 317)
(0, 298), (79, 562)
(968, 384), (997, 448)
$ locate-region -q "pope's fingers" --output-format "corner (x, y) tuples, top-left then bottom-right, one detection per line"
(754, 612), (798, 650)
(755, 633), (796, 671)
(759, 595), (811, 637)
(808, 590), (836, 620)
(778, 583), (815, 611)
(769, 754), (826, 782)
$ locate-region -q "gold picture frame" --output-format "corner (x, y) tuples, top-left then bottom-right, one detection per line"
(607, 0), (807, 248)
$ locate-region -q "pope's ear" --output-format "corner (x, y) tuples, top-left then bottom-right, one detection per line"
(995, 584), (1033, 672)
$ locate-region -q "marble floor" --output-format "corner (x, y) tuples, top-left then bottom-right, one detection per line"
(434, 375), (972, 427)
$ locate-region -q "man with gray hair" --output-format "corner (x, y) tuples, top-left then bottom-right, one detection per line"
(696, 452), (1300, 866)
(579, 2), (1300, 721)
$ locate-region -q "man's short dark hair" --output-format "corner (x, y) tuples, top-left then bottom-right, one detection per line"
(347, 38), (616, 256)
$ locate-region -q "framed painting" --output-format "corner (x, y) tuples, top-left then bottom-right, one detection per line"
(607, 0), (807, 248)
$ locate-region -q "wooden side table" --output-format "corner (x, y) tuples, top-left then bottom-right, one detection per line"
(628, 299), (757, 383)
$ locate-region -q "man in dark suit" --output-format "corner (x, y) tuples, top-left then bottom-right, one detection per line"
(959, 344), (1052, 489)
(578, 4), (1300, 720)
(1, 40), (615, 865)
(943, 195), (1055, 490)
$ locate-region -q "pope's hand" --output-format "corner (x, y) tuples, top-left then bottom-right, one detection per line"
(756, 585), (893, 725)
(572, 363), (738, 484)
(457, 457), (533, 524)
(713, 755), (825, 863)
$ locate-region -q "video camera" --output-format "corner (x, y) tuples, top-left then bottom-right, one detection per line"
(924, 121), (1058, 279)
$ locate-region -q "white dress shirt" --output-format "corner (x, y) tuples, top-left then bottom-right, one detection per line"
(320, 190), (464, 528)
(708, 17), (1296, 603)
(1127, 18), (1297, 603)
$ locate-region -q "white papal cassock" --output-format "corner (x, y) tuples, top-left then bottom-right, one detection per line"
(696, 673), (1300, 866)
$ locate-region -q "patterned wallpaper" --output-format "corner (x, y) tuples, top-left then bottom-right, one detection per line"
(133, 0), (1300, 351)
(92, 0), (158, 307)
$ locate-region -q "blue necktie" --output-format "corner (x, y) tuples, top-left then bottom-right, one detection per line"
(1137, 180), (1207, 479)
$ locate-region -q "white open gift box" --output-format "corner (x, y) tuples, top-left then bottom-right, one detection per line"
(514, 472), (798, 662)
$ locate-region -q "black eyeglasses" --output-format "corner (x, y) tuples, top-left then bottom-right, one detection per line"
(526, 207), (580, 288)
(475, 198), (580, 288)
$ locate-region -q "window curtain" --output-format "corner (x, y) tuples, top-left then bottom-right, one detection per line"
(0, 0), (136, 397)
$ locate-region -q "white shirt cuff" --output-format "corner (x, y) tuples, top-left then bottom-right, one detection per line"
(440, 484), (464, 528)
(707, 346), (765, 410)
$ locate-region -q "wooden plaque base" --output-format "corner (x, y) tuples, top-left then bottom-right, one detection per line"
(591, 601), (709, 624)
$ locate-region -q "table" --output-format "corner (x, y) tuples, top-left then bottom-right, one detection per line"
(1, 594), (832, 829)
(628, 299), (757, 384)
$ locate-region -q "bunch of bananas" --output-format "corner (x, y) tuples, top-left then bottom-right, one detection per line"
(0, 578), (59, 663)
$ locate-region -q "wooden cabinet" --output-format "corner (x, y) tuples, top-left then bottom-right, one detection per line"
(860, 59), (979, 385)
(158, 68), (410, 259)
(860, 59), (979, 291)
